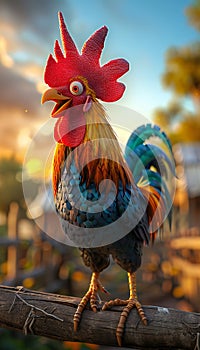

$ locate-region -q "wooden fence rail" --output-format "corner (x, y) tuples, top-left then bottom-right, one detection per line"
(0, 285), (200, 349)
(0, 229), (72, 293)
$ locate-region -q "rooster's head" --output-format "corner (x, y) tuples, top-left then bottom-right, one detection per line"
(42, 12), (129, 147)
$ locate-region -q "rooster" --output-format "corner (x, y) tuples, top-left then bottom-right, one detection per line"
(42, 12), (174, 346)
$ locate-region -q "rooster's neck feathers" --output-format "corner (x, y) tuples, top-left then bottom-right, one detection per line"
(52, 101), (132, 197)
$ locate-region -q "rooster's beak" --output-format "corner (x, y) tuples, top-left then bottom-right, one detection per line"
(41, 88), (72, 117)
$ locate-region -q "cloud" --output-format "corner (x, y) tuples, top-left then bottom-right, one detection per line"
(0, 60), (49, 157)
(0, 3), (74, 103)
(0, 0), (74, 54)
(0, 0), (75, 86)
(0, 1), (66, 157)
(0, 37), (14, 68)
(0, 62), (41, 113)
(0, 1), (105, 158)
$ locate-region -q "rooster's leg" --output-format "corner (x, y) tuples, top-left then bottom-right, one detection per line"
(74, 272), (107, 331)
(102, 272), (147, 346)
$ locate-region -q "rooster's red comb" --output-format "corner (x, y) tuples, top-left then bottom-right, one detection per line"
(44, 12), (129, 102)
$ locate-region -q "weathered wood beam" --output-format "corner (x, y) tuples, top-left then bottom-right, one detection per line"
(0, 285), (199, 349)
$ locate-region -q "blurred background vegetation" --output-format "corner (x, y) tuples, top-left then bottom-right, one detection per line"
(153, 0), (200, 143)
(1, 0), (200, 349)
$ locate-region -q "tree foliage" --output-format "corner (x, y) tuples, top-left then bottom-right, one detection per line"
(153, 0), (200, 143)
(153, 102), (182, 130)
(162, 43), (200, 108)
(0, 157), (24, 216)
(176, 113), (200, 142)
(186, 0), (200, 32)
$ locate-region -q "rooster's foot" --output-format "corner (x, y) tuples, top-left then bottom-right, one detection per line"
(73, 272), (108, 331)
(102, 297), (147, 345)
(102, 272), (147, 346)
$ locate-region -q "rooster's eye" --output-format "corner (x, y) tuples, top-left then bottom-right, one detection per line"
(70, 81), (84, 96)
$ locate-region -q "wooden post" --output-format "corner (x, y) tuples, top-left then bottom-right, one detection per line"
(7, 202), (19, 280)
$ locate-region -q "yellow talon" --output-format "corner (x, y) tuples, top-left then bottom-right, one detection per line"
(102, 272), (147, 346)
(73, 272), (100, 331)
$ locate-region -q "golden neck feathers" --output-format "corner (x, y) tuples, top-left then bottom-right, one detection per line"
(52, 100), (132, 197)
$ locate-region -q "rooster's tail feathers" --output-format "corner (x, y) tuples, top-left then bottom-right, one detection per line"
(125, 123), (173, 154)
(125, 124), (175, 236)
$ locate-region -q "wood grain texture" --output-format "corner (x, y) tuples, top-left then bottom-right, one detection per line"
(0, 285), (200, 349)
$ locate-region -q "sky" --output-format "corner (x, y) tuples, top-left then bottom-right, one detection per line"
(0, 0), (199, 159)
